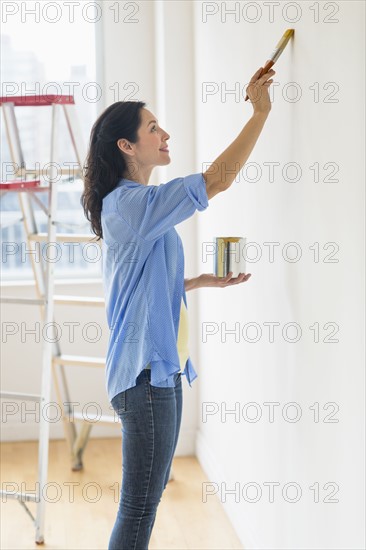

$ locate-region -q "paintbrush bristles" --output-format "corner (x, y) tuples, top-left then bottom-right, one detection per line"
(275, 29), (294, 49)
(270, 29), (294, 62)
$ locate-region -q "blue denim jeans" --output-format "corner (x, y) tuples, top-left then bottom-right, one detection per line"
(108, 367), (183, 550)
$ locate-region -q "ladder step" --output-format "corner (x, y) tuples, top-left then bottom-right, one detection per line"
(0, 297), (45, 305)
(54, 295), (104, 306)
(53, 354), (105, 368)
(0, 296), (104, 306)
(67, 411), (119, 424)
(0, 490), (39, 503)
(13, 168), (79, 178)
(0, 391), (40, 401)
(29, 233), (98, 243)
(14, 166), (82, 178)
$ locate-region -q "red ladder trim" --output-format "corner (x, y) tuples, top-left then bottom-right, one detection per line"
(0, 179), (41, 189)
(0, 95), (75, 107)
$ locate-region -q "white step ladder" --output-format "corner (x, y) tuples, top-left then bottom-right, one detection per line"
(0, 95), (118, 544)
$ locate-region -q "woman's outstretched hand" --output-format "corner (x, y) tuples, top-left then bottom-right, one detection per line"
(197, 272), (252, 288)
(246, 66), (275, 114)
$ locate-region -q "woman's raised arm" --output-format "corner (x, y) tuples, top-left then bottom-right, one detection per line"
(203, 67), (275, 197)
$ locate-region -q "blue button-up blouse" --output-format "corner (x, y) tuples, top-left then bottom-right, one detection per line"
(101, 172), (209, 403)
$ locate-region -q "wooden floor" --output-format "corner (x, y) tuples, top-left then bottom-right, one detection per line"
(0, 438), (243, 549)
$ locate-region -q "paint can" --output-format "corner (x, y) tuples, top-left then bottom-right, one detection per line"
(213, 237), (246, 278)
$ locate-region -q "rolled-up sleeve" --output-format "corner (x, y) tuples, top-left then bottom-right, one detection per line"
(183, 173), (209, 211)
(116, 172), (209, 241)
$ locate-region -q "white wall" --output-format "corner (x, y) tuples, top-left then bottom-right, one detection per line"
(1, 1), (364, 549)
(192, 1), (365, 549)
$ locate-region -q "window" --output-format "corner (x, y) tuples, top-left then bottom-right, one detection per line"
(1, 5), (100, 281)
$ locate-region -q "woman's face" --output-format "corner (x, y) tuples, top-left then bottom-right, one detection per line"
(118, 108), (171, 176)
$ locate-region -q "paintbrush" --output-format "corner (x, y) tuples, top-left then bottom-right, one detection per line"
(244, 29), (295, 101)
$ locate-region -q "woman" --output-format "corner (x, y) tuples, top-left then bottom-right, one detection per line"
(81, 66), (275, 549)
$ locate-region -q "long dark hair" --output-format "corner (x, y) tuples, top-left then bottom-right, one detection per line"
(81, 100), (146, 241)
